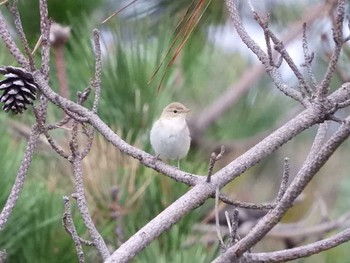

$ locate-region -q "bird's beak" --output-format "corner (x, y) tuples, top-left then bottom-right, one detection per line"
(185, 108), (191, 113)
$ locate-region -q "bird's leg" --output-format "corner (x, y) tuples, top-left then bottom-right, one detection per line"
(177, 158), (180, 169)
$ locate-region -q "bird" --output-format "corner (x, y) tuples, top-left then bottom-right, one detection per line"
(150, 102), (191, 168)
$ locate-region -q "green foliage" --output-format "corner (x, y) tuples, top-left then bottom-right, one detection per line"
(135, 232), (217, 263)
(99, 21), (183, 143)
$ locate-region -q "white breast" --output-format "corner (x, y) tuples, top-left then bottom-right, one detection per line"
(150, 117), (191, 160)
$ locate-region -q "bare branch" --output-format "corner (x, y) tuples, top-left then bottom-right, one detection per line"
(77, 87), (92, 105)
(55, 95), (89, 123)
(62, 196), (86, 263)
(0, 11), (29, 68)
(44, 129), (69, 158)
(214, 118), (350, 262)
(275, 157), (290, 202)
(91, 29), (102, 114)
(309, 122), (330, 158)
(260, 13), (274, 66)
(338, 98), (350, 108)
(39, 0), (51, 77)
(217, 194), (274, 210)
(0, 124), (40, 230)
(207, 146), (225, 182)
(79, 29), (102, 158)
(252, 6), (312, 97)
(245, 226), (350, 262)
(269, 211), (350, 239)
(32, 107), (69, 158)
(80, 125), (94, 159)
(270, 33), (312, 97)
(6, 1), (35, 71)
(318, 0), (345, 98)
(301, 23), (317, 89)
(225, 0), (305, 104)
(226, 209), (239, 246)
(70, 143), (110, 259)
(47, 115), (71, 130)
(193, 209), (350, 245)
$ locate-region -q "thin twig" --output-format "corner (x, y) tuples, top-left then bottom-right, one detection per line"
(70, 155), (110, 259)
(275, 157), (290, 202)
(207, 146), (225, 182)
(318, 0), (345, 98)
(244, 227), (350, 262)
(338, 98), (350, 108)
(225, 209), (239, 247)
(301, 23), (317, 89)
(252, 4), (312, 97)
(33, 106), (69, 158)
(44, 129), (69, 158)
(225, 0), (305, 104)
(262, 14), (274, 66)
(0, 125), (41, 230)
(39, 0), (51, 78)
(217, 194), (274, 210)
(47, 115), (72, 130)
(62, 196), (86, 263)
(46, 87), (92, 131)
(91, 29), (102, 114)
(271, 33), (312, 97)
(55, 95), (89, 122)
(81, 126), (94, 159)
(6, 0), (35, 71)
(69, 121), (110, 259)
(79, 29), (102, 158)
(269, 211), (350, 239)
(309, 121), (330, 157)
(0, 11), (29, 68)
(77, 88), (92, 105)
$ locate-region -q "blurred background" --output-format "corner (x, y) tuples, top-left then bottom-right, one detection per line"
(0, 0), (350, 262)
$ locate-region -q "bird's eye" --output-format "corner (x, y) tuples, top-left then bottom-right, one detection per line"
(173, 110), (178, 113)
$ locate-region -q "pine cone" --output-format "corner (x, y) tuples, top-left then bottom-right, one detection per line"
(0, 66), (37, 114)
